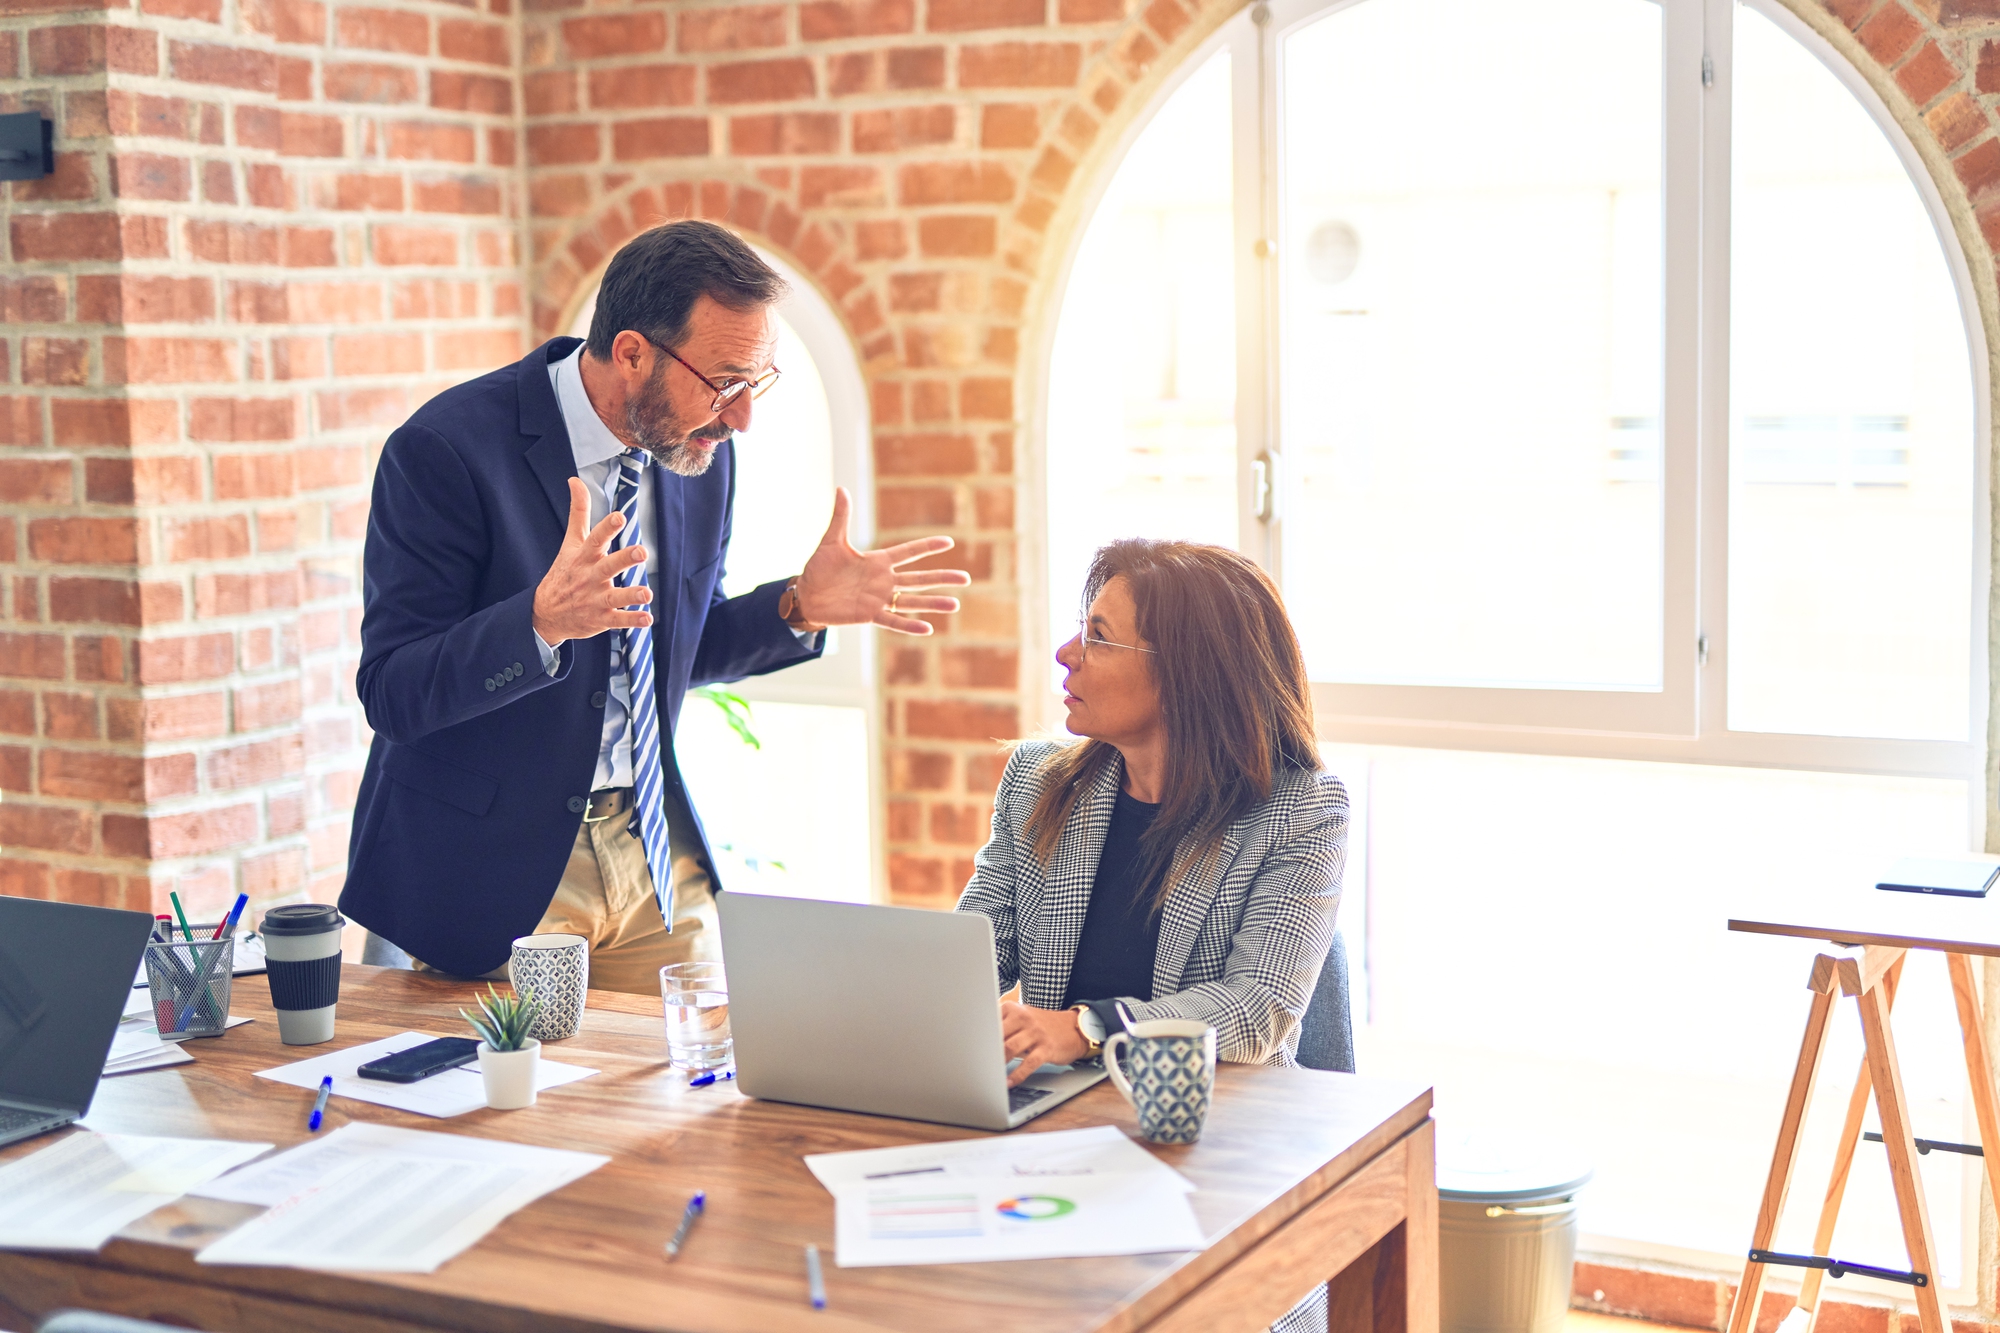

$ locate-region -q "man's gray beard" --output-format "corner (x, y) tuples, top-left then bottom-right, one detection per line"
(626, 370), (729, 476)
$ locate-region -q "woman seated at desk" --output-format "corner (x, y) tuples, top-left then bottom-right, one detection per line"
(956, 538), (1347, 1085)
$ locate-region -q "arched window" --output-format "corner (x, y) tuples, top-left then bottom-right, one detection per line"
(570, 251), (879, 903)
(1041, 0), (1985, 1294)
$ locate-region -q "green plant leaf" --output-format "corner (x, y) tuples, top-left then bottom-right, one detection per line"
(692, 684), (761, 751)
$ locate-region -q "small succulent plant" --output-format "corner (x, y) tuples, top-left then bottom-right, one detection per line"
(461, 983), (543, 1052)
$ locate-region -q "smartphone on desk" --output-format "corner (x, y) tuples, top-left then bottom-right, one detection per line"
(357, 1037), (480, 1083)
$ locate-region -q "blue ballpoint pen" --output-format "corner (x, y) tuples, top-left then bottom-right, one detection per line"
(688, 1069), (735, 1088)
(307, 1075), (332, 1132)
(664, 1190), (706, 1258)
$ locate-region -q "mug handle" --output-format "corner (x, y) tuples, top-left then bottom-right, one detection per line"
(1102, 1032), (1137, 1107)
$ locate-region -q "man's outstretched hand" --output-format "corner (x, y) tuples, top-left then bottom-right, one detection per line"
(793, 487), (969, 636)
(532, 477), (653, 648)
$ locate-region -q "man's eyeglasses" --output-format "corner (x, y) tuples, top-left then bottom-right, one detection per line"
(1075, 620), (1157, 664)
(645, 336), (781, 413)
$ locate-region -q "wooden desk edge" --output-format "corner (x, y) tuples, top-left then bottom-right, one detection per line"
(1728, 916), (2000, 958)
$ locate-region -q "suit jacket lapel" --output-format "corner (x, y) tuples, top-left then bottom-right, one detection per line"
(520, 339), (581, 528)
(1026, 757), (1122, 1009)
(1152, 825), (1240, 996)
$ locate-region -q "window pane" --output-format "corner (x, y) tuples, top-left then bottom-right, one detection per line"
(1046, 52), (1235, 645)
(1279, 0), (1664, 689)
(677, 700), (872, 903)
(720, 313), (836, 596)
(1349, 746), (1971, 1280)
(1728, 6), (1974, 740)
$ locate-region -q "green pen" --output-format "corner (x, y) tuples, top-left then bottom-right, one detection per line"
(167, 891), (195, 942)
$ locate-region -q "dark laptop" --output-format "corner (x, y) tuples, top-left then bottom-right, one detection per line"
(0, 897), (155, 1147)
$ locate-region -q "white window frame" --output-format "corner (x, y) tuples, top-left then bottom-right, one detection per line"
(564, 253), (884, 898)
(1034, 0), (1988, 805)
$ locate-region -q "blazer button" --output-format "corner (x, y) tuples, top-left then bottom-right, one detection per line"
(591, 690), (607, 708)
(567, 795), (587, 814)
(512, 662), (524, 674)
(484, 678), (496, 692)
(502, 666), (516, 682)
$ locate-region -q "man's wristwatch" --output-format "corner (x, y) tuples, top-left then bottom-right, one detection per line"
(1071, 1004), (1106, 1058)
(778, 576), (817, 632)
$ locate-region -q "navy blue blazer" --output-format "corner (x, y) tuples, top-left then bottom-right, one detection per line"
(340, 337), (821, 976)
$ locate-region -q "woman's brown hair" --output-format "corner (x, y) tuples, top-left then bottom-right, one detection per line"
(1023, 539), (1319, 908)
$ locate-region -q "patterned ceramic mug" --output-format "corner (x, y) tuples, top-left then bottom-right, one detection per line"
(1102, 1018), (1218, 1145)
(509, 933), (588, 1042)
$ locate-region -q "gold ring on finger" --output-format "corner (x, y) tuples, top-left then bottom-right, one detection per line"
(889, 589), (900, 613)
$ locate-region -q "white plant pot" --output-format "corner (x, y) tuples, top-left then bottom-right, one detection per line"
(478, 1038), (540, 1110)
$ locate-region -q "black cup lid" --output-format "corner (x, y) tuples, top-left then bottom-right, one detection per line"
(261, 903), (345, 936)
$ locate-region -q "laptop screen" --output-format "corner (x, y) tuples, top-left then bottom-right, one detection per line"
(0, 898), (154, 1115)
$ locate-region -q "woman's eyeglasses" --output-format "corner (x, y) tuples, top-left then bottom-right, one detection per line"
(645, 336), (782, 413)
(1075, 621), (1157, 663)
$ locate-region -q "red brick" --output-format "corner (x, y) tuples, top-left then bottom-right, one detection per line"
(855, 105), (955, 152)
(0, 633), (66, 679)
(279, 111), (344, 156)
(828, 51), (877, 94)
(1142, 0), (1188, 42)
(21, 338), (87, 386)
(336, 6), (428, 53)
(800, 0), (912, 36)
(900, 160), (1014, 204)
(941, 646), (1016, 688)
(887, 46), (945, 87)
(294, 444), (364, 490)
(207, 736), (305, 789)
(185, 219), (277, 264)
(76, 638), (128, 684)
(730, 112), (837, 154)
(42, 692), (97, 740)
(190, 397), (296, 442)
(431, 70), (511, 113)
(0, 459), (71, 505)
(314, 386), (408, 429)
(39, 749), (141, 803)
(488, 127), (516, 166)
(250, 164), (294, 208)
(681, 4), (787, 48)
(0, 804), (91, 855)
(527, 122), (600, 165)
(959, 41), (1079, 86)
(0, 691), (34, 736)
(438, 17), (507, 63)
(524, 70), (576, 114)
(1895, 40), (1957, 105)
(332, 331), (422, 375)
(49, 399), (171, 449)
(973, 484), (1013, 528)
(9, 151), (98, 204)
(11, 212), (122, 262)
(0, 276), (66, 324)
(170, 40), (277, 90)
(889, 273), (941, 310)
(237, 678), (302, 730)
(1856, 3), (1924, 65)
(50, 578), (175, 627)
(77, 274), (215, 324)
(1574, 1262), (1723, 1330)
(0, 400), (42, 448)
(612, 117), (709, 159)
(29, 517), (140, 564)
(561, 12), (664, 57)
(878, 431), (976, 474)
(1953, 136), (2000, 197)
(324, 60), (417, 103)
(384, 121), (477, 161)
(587, 64), (696, 109)
(107, 151), (187, 204)
(887, 852), (945, 900)
(0, 857), (50, 900)
(118, 803), (260, 858)
(799, 164), (883, 206)
(105, 337), (236, 385)
(144, 0), (222, 19)
(917, 214), (996, 256)
(372, 224), (459, 265)
(1929, 92), (1986, 151)
(879, 484), (956, 527)
(138, 633), (234, 684)
(411, 175), (501, 213)
(929, 0), (1041, 30)
(194, 570), (301, 617)
(1980, 40), (2000, 94)
(709, 57), (814, 104)
(28, 24), (105, 74)
(433, 328), (521, 370)
(856, 219), (908, 260)
(244, 0), (327, 43)
(1059, 0), (1123, 19)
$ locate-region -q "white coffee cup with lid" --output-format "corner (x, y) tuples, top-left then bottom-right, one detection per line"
(262, 903), (345, 1044)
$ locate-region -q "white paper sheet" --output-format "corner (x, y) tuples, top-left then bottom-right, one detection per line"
(832, 1170), (1205, 1267)
(253, 1033), (597, 1118)
(191, 1123), (608, 1207)
(156, 1014), (253, 1044)
(0, 1133), (272, 1251)
(104, 1044), (194, 1076)
(805, 1125), (1193, 1194)
(195, 1153), (585, 1272)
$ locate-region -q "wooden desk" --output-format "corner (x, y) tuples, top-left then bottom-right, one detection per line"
(0, 966), (1437, 1333)
(1725, 886), (2000, 1333)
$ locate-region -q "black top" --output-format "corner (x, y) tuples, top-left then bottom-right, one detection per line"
(1064, 786), (1167, 1013)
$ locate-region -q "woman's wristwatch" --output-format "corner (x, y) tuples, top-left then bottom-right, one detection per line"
(1071, 1004), (1106, 1058)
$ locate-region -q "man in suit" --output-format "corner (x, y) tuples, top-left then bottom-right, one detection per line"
(341, 221), (968, 991)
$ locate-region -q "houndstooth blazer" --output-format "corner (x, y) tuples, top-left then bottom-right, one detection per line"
(955, 740), (1347, 1066)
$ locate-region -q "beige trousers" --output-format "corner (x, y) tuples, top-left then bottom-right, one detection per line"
(417, 800), (720, 996)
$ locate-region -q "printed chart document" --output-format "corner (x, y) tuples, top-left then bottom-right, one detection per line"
(805, 1125), (1193, 1193)
(0, 1132), (272, 1251)
(102, 1021), (192, 1077)
(193, 1123), (607, 1207)
(833, 1170), (1204, 1267)
(196, 1153), (596, 1272)
(255, 1032), (596, 1118)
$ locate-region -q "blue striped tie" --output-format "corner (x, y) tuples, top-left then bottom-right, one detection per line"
(611, 448), (676, 925)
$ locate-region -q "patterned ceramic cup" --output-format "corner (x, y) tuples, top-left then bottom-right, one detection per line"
(1102, 1018), (1218, 1145)
(508, 933), (588, 1042)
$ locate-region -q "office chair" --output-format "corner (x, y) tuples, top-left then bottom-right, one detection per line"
(1295, 929), (1354, 1073)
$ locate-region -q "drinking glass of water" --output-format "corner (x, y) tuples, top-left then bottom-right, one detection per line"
(660, 961), (730, 1071)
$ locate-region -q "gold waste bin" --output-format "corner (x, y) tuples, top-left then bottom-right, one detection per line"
(1438, 1152), (1594, 1333)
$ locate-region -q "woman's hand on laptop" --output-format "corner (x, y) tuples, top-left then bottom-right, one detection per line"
(1000, 1002), (1094, 1087)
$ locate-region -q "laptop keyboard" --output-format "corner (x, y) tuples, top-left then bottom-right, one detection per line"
(1008, 1086), (1053, 1113)
(0, 1104), (62, 1140)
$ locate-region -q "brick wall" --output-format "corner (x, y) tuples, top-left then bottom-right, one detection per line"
(0, 0), (524, 932)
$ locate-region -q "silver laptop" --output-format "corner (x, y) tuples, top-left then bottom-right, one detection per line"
(0, 897), (157, 1147)
(717, 893), (1107, 1131)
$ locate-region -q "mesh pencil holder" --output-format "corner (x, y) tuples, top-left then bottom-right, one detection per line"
(144, 937), (234, 1038)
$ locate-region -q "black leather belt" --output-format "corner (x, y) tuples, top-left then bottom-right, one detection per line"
(583, 788), (634, 823)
